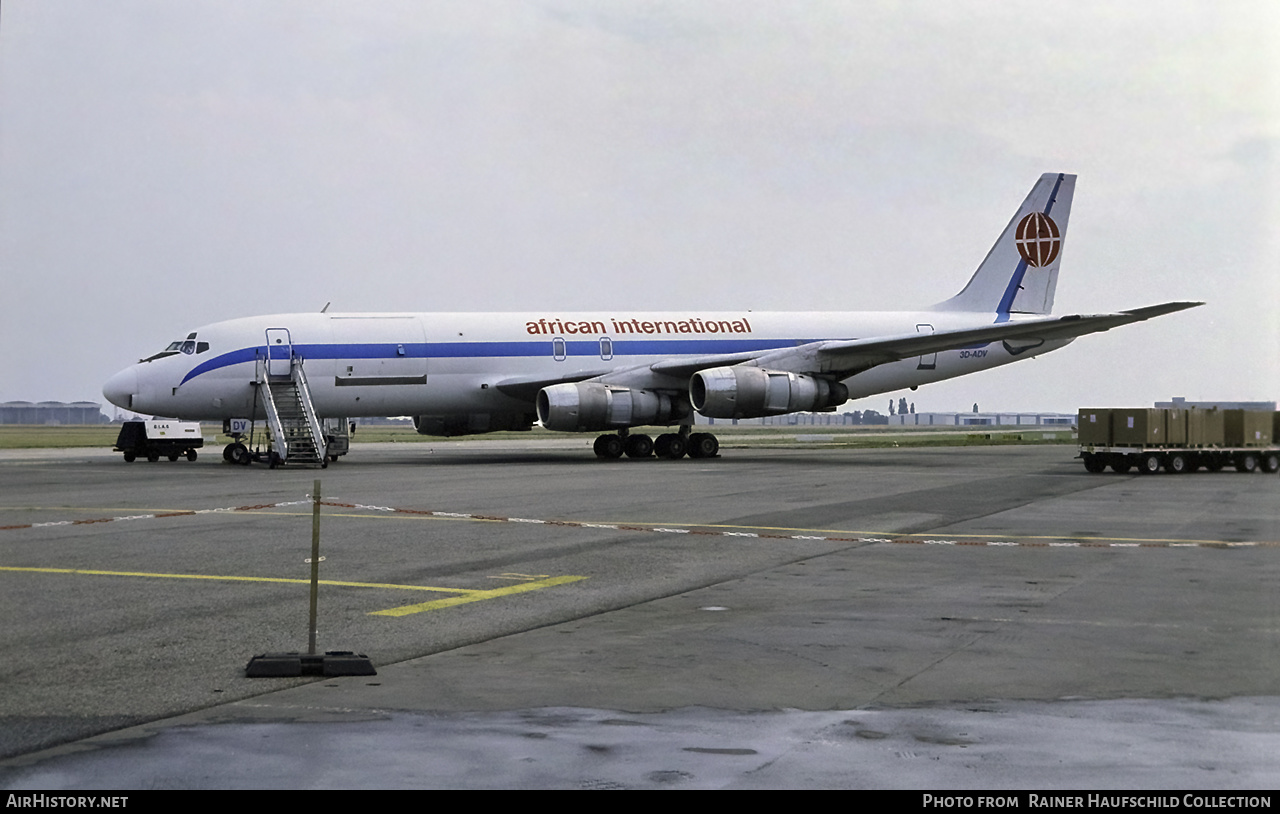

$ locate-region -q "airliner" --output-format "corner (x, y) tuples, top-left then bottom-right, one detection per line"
(102, 173), (1200, 461)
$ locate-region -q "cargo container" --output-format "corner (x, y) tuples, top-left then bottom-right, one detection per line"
(1077, 407), (1279, 474)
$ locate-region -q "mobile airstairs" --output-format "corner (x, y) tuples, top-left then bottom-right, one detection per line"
(254, 334), (327, 468)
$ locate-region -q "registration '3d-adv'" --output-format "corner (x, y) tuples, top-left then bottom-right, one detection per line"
(103, 174), (1200, 465)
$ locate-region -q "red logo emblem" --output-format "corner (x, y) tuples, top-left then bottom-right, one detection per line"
(1015, 212), (1061, 267)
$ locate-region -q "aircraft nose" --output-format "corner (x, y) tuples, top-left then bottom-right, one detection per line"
(102, 368), (138, 411)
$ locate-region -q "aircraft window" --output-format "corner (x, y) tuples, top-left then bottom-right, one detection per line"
(197, 342), (210, 354)
(600, 338), (613, 361)
(552, 338), (566, 361)
(181, 341), (196, 354)
(165, 341), (183, 352)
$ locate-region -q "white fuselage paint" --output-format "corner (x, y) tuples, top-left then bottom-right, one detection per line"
(105, 310), (1070, 425)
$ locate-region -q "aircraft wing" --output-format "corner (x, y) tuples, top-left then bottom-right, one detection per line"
(656, 301), (1203, 380)
(501, 301), (1201, 399)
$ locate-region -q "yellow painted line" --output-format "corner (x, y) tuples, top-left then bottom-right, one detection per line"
(370, 575), (588, 617)
(0, 566), (479, 594)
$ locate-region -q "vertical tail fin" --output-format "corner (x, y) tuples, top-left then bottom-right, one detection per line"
(934, 173), (1075, 315)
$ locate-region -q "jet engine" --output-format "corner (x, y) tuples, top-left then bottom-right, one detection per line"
(537, 382), (687, 432)
(691, 366), (849, 419)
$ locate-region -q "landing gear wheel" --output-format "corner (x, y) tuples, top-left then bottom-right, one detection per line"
(228, 443), (250, 466)
(624, 433), (654, 458)
(223, 443), (235, 461)
(687, 432), (719, 459)
(594, 434), (624, 460)
(655, 433), (686, 460)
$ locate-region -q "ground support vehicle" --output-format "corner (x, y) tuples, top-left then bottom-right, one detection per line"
(114, 420), (205, 463)
(1078, 407), (1279, 474)
(1079, 445), (1280, 475)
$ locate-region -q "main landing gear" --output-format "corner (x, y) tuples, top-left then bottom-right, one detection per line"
(592, 428), (719, 461)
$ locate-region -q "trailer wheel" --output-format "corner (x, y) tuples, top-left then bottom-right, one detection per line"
(1263, 453), (1280, 474)
(1083, 455), (1107, 473)
(1138, 453), (1161, 474)
(1164, 453), (1188, 474)
(1110, 461), (1132, 473)
(1235, 453), (1259, 473)
(1205, 457), (1225, 472)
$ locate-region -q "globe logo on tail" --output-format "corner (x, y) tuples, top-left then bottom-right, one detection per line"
(1015, 212), (1061, 267)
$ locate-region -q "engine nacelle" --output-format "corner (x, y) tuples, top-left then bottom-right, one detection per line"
(537, 382), (687, 432)
(413, 413), (534, 437)
(691, 366), (849, 419)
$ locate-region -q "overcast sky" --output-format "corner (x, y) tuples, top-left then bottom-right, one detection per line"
(1, 1), (1275, 414)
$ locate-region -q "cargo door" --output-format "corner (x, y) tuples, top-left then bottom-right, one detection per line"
(329, 316), (428, 414)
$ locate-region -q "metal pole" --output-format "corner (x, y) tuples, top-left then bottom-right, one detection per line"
(308, 479), (321, 655)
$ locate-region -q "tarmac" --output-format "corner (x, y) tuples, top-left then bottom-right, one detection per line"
(0, 439), (1277, 789)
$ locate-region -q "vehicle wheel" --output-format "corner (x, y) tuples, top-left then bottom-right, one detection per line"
(1138, 453), (1161, 474)
(1110, 461), (1132, 474)
(594, 434), (624, 460)
(653, 434), (673, 458)
(147, 453), (160, 463)
(186, 450), (198, 462)
(268, 451), (282, 469)
(228, 443), (250, 465)
(168, 453), (180, 462)
(123, 452), (136, 463)
(687, 433), (719, 459)
(1163, 453), (1187, 474)
(1083, 454), (1107, 473)
(624, 433), (654, 458)
(1263, 453), (1280, 474)
(663, 435), (687, 460)
(1235, 453), (1259, 473)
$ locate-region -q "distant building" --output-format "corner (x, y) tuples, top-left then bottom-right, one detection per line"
(1155, 397), (1276, 411)
(696, 411), (1076, 427)
(0, 401), (110, 425)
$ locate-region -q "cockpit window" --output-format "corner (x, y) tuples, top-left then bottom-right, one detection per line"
(142, 336), (200, 363)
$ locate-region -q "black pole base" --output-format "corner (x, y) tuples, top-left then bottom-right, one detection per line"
(245, 651), (376, 677)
